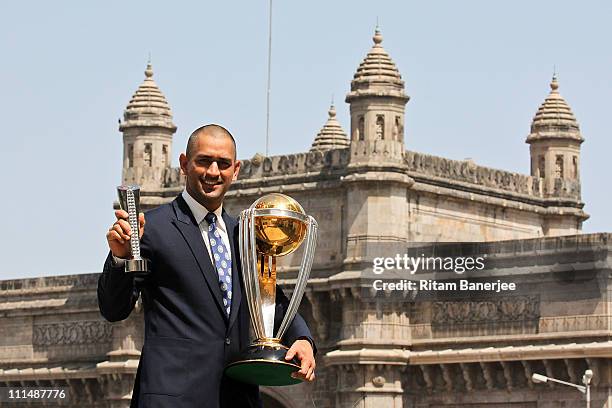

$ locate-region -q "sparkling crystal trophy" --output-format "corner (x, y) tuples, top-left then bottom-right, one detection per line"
(225, 193), (318, 386)
(117, 185), (148, 274)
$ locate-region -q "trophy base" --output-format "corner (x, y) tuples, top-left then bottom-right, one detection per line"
(225, 342), (302, 386)
(125, 259), (148, 275)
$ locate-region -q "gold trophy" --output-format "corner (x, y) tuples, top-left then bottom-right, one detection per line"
(225, 193), (318, 386)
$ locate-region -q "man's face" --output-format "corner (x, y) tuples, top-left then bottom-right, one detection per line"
(179, 133), (241, 211)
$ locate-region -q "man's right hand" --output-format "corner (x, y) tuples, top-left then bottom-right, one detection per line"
(106, 210), (145, 259)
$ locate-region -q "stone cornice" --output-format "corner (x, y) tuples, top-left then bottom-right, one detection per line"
(0, 365), (99, 381)
(119, 120), (176, 132)
(411, 180), (588, 219)
(325, 348), (410, 366)
(410, 329), (612, 348)
(408, 341), (612, 365)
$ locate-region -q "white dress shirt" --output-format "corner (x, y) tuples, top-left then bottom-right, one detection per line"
(181, 190), (232, 265)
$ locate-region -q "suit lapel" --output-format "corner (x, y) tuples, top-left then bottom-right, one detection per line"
(171, 197), (227, 320)
(224, 210), (243, 330)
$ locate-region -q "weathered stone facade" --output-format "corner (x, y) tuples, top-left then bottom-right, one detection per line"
(1, 28), (610, 407)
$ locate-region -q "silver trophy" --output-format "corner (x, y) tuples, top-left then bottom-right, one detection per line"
(225, 193), (318, 386)
(117, 185), (148, 274)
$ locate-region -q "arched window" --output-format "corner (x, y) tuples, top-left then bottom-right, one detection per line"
(127, 144), (134, 168)
(555, 155), (564, 179)
(393, 116), (402, 140)
(162, 145), (169, 167)
(538, 156), (545, 178)
(144, 144), (153, 167)
(358, 116), (365, 141)
(376, 115), (385, 140)
(572, 156), (578, 179)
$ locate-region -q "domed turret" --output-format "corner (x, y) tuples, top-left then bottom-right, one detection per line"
(526, 75), (583, 197)
(120, 62), (177, 190)
(120, 62), (177, 132)
(346, 28), (406, 100)
(526, 75), (582, 144)
(345, 28), (409, 164)
(310, 103), (350, 151)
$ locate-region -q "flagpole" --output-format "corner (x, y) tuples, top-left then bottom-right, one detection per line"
(265, 0), (273, 156)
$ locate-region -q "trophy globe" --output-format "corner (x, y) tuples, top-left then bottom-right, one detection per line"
(253, 194), (307, 257)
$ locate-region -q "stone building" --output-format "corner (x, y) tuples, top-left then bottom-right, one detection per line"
(0, 28), (610, 407)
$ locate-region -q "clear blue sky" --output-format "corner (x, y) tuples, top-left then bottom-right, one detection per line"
(1, 1), (610, 279)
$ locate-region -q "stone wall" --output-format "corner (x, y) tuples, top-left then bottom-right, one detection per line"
(322, 233), (612, 408)
(0, 235), (610, 407)
(0, 274), (143, 408)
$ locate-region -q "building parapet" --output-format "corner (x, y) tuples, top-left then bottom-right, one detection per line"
(404, 150), (581, 201)
(153, 148), (584, 215)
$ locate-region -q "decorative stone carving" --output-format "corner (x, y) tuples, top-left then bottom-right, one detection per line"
(441, 364), (453, 392)
(460, 363), (474, 391)
(304, 149), (324, 169)
(420, 365), (434, 394)
(553, 178), (581, 198)
(251, 153), (264, 167)
(34, 321), (113, 346)
(236, 149), (350, 181)
(263, 157), (273, 173)
(372, 376), (385, 387)
(404, 151), (581, 200)
(539, 314), (606, 333)
(163, 167), (184, 187)
(480, 362), (495, 390)
(432, 296), (539, 325)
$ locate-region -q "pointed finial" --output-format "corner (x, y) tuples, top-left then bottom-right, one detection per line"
(145, 60), (153, 78)
(373, 25), (383, 45)
(328, 103), (336, 119)
(550, 72), (559, 92)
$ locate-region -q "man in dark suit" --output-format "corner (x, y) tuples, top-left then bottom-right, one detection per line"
(99, 124), (316, 408)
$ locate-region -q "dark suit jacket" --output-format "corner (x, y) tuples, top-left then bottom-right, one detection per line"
(98, 195), (314, 408)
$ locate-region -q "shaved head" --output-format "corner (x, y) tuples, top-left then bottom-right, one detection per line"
(179, 123), (241, 211)
(186, 124), (237, 159)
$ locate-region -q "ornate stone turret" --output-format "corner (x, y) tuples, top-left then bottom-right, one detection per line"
(331, 28), (414, 408)
(346, 27), (409, 164)
(310, 103), (350, 151)
(119, 62), (177, 190)
(526, 75), (583, 198)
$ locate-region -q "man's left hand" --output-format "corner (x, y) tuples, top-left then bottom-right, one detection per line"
(285, 339), (316, 382)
